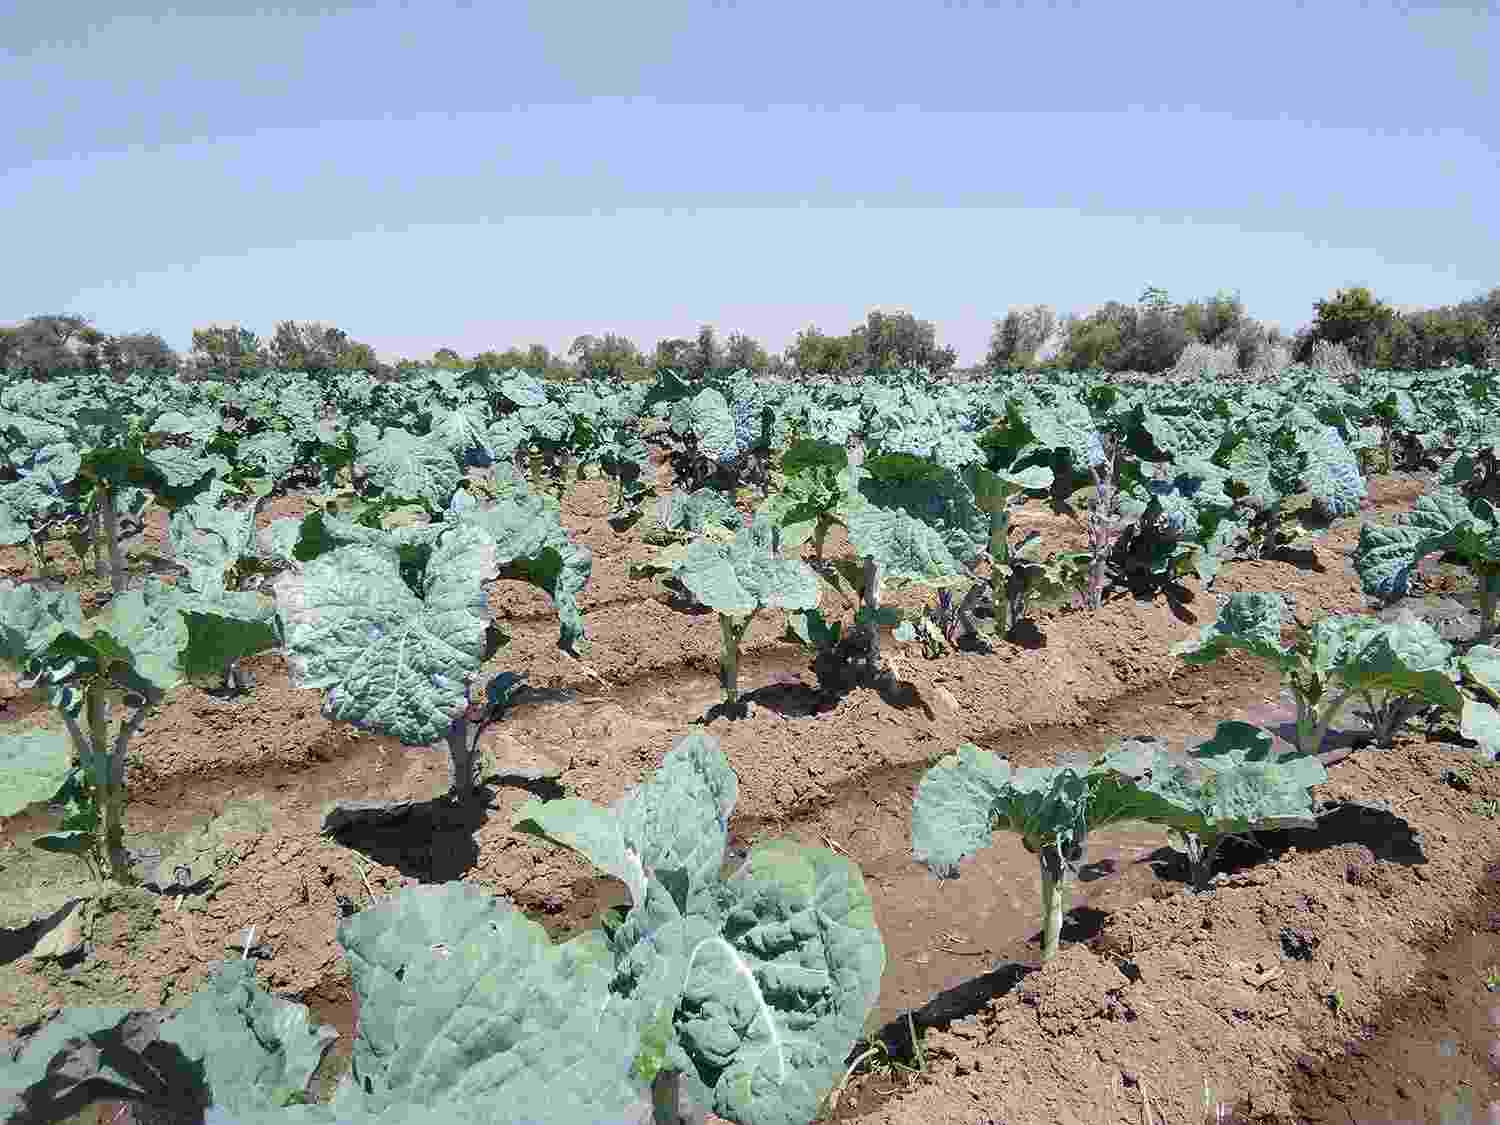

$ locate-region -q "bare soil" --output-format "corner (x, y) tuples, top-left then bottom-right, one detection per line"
(4, 473), (1499, 1125)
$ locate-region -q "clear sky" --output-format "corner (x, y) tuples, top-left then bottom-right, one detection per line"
(4, 1), (1495, 368)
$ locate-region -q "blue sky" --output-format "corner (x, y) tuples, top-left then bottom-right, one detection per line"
(4, 1), (1495, 367)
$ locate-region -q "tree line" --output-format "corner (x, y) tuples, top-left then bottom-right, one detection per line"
(3, 284), (1496, 384)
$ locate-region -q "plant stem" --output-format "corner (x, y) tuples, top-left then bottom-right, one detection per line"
(98, 484), (126, 595)
(1296, 687), (1353, 755)
(1036, 843), (1069, 962)
(445, 715), (479, 801)
(718, 614), (753, 706)
(651, 1070), (685, 1125)
(1479, 572), (1499, 645)
(989, 509), (1013, 635)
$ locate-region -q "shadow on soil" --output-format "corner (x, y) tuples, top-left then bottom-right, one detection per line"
(838, 799), (1435, 1118)
(319, 795), (496, 883)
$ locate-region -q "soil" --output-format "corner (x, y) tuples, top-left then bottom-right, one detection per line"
(4, 471), (1499, 1125)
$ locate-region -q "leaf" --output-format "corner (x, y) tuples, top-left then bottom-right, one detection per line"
(1462, 697), (1500, 762)
(272, 525), (496, 745)
(1353, 520), (1424, 602)
(353, 426), (462, 511)
(175, 589), (282, 683)
(1170, 591), (1290, 669)
(1332, 611), (1463, 714)
(157, 960), (337, 1114)
(0, 580), (84, 672)
(329, 882), (653, 1123)
(911, 744), (1022, 877)
(1101, 722), (1325, 839)
(514, 731), (737, 912)
(675, 519), (820, 618)
(88, 579), (192, 694)
(452, 491), (594, 652)
(684, 841), (885, 1125)
(0, 724), (73, 817)
(671, 388), (735, 459)
(1462, 645), (1500, 704)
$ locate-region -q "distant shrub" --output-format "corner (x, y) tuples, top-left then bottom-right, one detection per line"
(1309, 338), (1358, 379)
(1169, 341), (1240, 381)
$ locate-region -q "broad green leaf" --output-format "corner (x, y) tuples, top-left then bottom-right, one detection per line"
(0, 580), (84, 671)
(1462, 645), (1500, 703)
(514, 731), (737, 912)
(158, 959), (337, 1114)
(272, 525), (497, 745)
(1171, 591), (1289, 668)
(0, 724), (73, 817)
(675, 519), (820, 618)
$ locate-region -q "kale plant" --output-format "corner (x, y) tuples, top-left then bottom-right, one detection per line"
(666, 515), (820, 716)
(911, 745), (1190, 961)
(0, 735), (886, 1125)
(0, 578), (281, 884)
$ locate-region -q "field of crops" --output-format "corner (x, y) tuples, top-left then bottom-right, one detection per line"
(1, 360), (1499, 1125)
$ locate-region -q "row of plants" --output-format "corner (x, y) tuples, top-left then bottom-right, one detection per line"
(8, 573), (1495, 1124)
(1, 363), (1497, 1121)
(3, 359), (1496, 578)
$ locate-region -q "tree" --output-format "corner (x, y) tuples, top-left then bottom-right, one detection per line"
(1, 314), (99, 379)
(471, 344), (570, 378)
(100, 331), (179, 377)
(851, 309), (957, 375)
(1179, 290), (1248, 348)
(568, 333), (648, 382)
(268, 320), (382, 374)
(187, 324), (271, 381)
(1306, 286), (1396, 366)
(691, 324), (723, 379)
(786, 325), (859, 376)
(649, 336), (695, 375)
(431, 347), (466, 370)
(986, 304), (1058, 369)
(722, 330), (771, 374)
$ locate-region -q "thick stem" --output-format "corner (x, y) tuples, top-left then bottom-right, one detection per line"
(1036, 842), (1068, 962)
(651, 1069), (688, 1125)
(1303, 688), (1354, 756)
(1479, 574), (1499, 645)
(445, 715), (478, 801)
(1184, 832), (1225, 892)
(718, 615), (752, 706)
(988, 509), (1013, 634)
(1084, 443), (1118, 611)
(810, 519), (830, 564)
(89, 501), (104, 578)
(857, 556), (885, 673)
(98, 484), (126, 594)
(956, 579), (989, 642)
(83, 684), (147, 884)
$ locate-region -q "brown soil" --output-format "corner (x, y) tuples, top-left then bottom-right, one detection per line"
(4, 473), (1498, 1125)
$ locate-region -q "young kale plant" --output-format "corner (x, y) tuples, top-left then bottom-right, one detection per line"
(967, 462), (1086, 640)
(1101, 723), (1327, 892)
(167, 482), (287, 694)
(1173, 592), (1499, 759)
(0, 577), (281, 884)
(1355, 446), (1500, 642)
(0, 734), (886, 1125)
(911, 745), (1190, 962)
(268, 477), (593, 810)
(666, 514), (820, 717)
(784, 450), (985, 693)
(1082, 431), (1125, 610)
